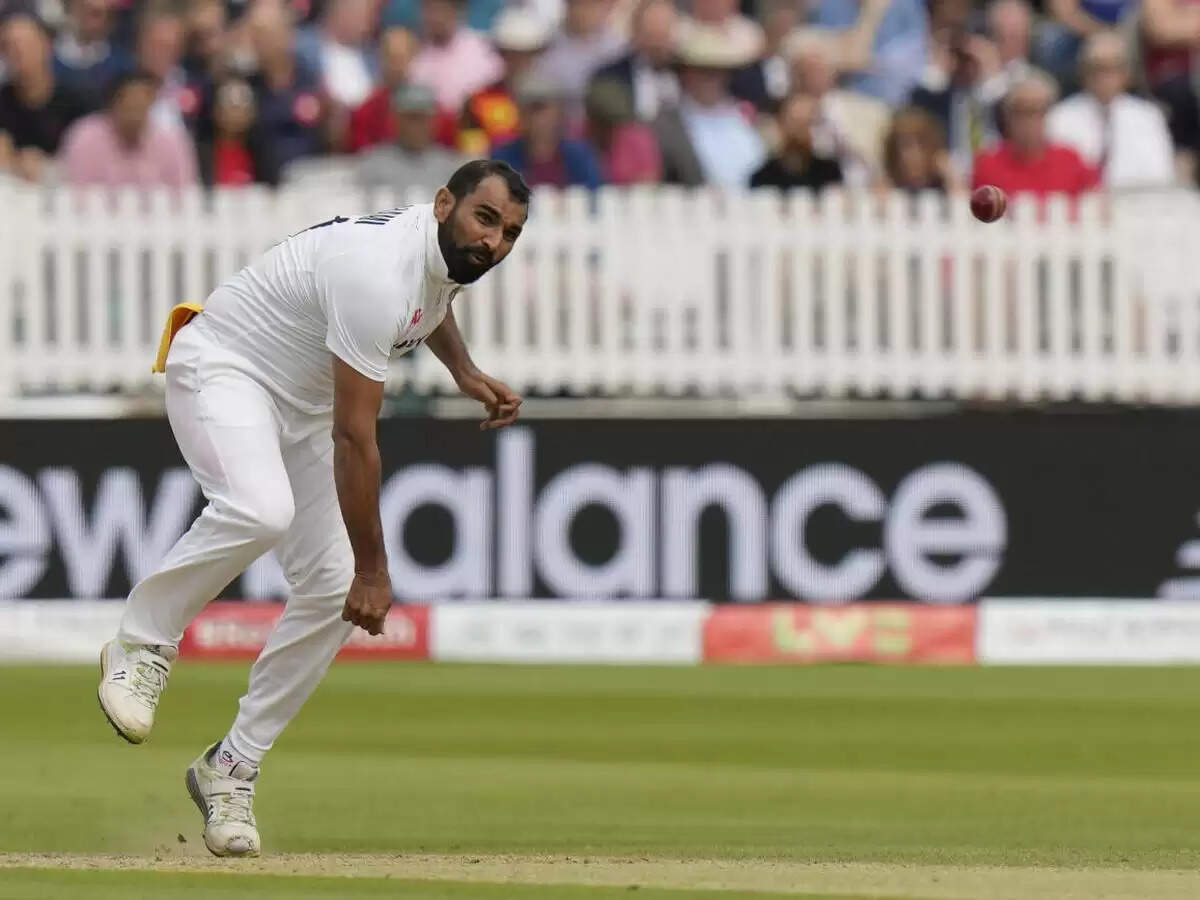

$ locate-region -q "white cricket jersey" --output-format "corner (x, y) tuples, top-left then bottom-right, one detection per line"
(190, 203), (459, 413)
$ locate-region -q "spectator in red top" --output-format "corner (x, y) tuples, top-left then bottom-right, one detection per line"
(346, 25), (418, 151)
(457, 7), (551, 157)
(196, 76), (280, 187)
(971, 71), (1100, 198)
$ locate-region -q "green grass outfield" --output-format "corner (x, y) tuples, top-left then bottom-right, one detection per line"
(2, 663), (1200, 898)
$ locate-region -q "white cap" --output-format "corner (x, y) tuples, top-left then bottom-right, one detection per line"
(492, 7), (554, 52)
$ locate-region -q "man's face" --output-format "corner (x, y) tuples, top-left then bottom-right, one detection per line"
(421, 0), (460, 45)
(565, 0), (608, 36)
(791, 49), (834, 97)
(988, 1), (1030, 64)
(1086, 50), (1127, 104)
(634, 0), (676, 65)
(393, 108), (433, 151)
(691, 0), (735, 24)
(138, 16), (184, 79)
(681, 66), (728, 106)
(379, 27), (417, 86)
(187, 0), (226, 63)
(111, 81), (155, 144)
(780, 93), (816, 148)
(434, 175), (528, 284)
(1006, 85), (1049, 151)
(73, 0), (111, 43)
(522, 98), (562, 143)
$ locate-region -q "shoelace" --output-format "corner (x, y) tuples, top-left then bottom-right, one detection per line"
(129, 657), (168, 707)
(211, 784), (256, 826)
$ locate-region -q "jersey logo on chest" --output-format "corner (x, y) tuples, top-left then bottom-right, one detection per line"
(410, 309), (423, 327)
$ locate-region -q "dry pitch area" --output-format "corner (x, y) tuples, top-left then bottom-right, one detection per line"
(3, 663), (1200, 899)
(6, 852), (1200, 899)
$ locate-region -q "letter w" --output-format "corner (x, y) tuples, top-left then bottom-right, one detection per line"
(38, 468), (198, 598)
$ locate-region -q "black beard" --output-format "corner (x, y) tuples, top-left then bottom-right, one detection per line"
(437, 216), (492, 284)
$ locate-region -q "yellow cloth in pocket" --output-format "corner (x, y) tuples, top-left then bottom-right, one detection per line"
(152, 302), (204, 373)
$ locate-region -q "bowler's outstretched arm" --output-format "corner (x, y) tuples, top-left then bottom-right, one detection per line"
(332, 356), (391, 634)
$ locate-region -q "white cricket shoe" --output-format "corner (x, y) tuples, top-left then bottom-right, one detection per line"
(186, 742), (262, 858)
(97, 640), (176, 744)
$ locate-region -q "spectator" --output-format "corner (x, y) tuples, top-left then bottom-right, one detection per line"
(585, 74), (661, 183)
(409, 0), (502, 119)
(984, 0), (1035, 96)
(971, 71), (1100, 198)
(0, 13), (88, 182)
(181, 0), (228, 84)
(654, 25), (764, 186)
(591, 0), (679, 122)
(491, 72), (604, 188)
(355, 80), (466, 190)
(246, 0), (325, 170)
(812, 0), (925, 106)
(135, 6), (189, 134)
(881, 104), (959, 192)
(1141, 0), (1200, 181)
(458, 8), (552, 156)
(536, 0), (626, 111)
(750, 91), (842, 190)
(346, 25), (418, 152)
(296, 0), (377, 109)
(1038, 0), (1136, 86)
(788, 34), (888, 185)
(731, 0), (797, 111)
(53, 0), (130, 109)
(1046, 30), (1175, 187)
(196, 76), (279, 186)
(910, 29), (1001, 181)
(58, 69), (199, 188)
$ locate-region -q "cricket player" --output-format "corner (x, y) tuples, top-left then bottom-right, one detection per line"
(96, 160), (530, 857)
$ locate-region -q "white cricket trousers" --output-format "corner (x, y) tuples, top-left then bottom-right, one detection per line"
(118, 320), (354, 763)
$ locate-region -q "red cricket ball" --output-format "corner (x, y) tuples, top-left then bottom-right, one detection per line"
(970, 185), (1008, 223)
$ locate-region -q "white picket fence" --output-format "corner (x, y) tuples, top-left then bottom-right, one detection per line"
(1, 181), (1198, 403)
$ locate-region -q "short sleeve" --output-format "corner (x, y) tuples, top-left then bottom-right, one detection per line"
(316, 249), (400, 382)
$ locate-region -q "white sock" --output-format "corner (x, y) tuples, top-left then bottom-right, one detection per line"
(210, 735), (260, 781)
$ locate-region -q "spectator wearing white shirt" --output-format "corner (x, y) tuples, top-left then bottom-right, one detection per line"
(1046, 30), (1175, 188)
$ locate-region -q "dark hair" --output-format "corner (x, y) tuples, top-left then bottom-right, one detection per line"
(106, 69), (160, 107)
(448, 159), (531, 206)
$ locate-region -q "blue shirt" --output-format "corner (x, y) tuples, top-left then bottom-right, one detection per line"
(813, 0), (927, 106)
(1080, 0), (1134, 24)
(679, 100), (765, 187)
(491, 138), (605, 189)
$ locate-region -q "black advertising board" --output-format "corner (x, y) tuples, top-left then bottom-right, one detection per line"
(3, 413), (1199, 602)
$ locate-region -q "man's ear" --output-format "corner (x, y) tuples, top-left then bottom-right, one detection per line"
(433, 186), (455, 223)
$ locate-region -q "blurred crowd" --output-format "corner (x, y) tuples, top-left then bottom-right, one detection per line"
(0, 0), (1194, 198)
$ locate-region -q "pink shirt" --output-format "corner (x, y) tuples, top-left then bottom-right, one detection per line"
(58, 113), (198, 189)
(409, 29), (503, 115)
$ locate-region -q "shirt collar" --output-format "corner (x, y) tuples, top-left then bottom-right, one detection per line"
(423, 203), (455, 286)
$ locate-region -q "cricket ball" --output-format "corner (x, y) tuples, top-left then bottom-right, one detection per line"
(970, 185), (1007, 223)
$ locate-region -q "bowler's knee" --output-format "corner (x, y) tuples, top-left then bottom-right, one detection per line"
(224, 488), (295, 543)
